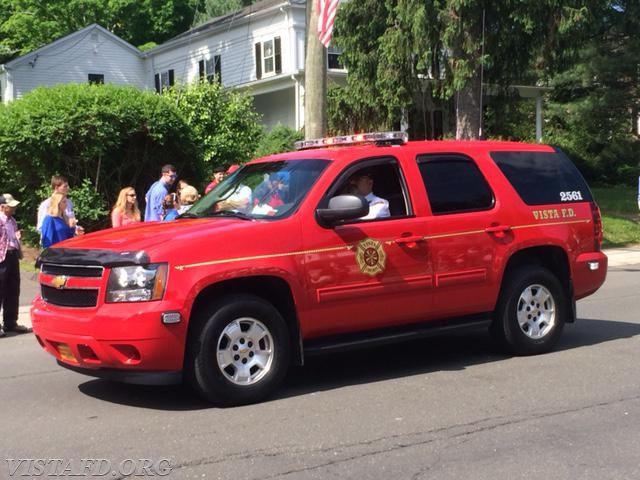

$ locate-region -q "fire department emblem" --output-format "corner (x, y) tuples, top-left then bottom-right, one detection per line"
(355, 238), (386, 276)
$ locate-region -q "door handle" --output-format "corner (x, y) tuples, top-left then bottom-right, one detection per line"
(485, 225), (512, 236)
(395, 235), (425, 244)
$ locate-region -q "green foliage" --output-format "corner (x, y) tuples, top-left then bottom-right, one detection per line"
(0, 83), (200, 241)
(252, 124), (303, 158)
(330, 1), (608, 140)
(0, 0), (196, 61)
(166, 81), (263, 183)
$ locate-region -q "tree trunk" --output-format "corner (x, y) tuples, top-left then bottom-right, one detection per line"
(455, 72), (482, 140)
(304, 0), (327, 139)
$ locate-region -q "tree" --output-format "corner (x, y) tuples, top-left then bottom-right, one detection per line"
(193, 0), (255, 25)
(0, 0), (197, 61)
(166, 80), (264, 175)
(330, 0), (602, 140)
(544, 0), (640, 184)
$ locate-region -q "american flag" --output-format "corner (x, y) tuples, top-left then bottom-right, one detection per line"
(317, 0), (339, 48)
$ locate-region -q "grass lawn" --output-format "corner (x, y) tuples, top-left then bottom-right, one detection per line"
(591, 186), (640, 248)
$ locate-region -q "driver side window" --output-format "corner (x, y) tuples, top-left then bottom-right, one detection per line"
(331, 159), (409, 220)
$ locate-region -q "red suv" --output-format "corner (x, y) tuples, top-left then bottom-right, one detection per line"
(31, 132), (607, 406)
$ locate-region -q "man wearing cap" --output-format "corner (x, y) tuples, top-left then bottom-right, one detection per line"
(204, 166), (226, 194)
(0, 193), (32, 337)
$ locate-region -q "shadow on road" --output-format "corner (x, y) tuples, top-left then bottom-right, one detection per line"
(75, 317), (640, 409)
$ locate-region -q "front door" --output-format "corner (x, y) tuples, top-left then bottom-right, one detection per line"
(300, 158), (434, 339)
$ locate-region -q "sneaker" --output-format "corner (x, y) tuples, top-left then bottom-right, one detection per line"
(0, 328), (5, 338)
(5, 325), (32, 334)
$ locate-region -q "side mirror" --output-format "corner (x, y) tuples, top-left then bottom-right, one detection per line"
(316, 194), (369, 226)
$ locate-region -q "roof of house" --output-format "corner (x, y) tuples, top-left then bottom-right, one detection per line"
(147, 0), (305, 54)
(2, 24), (142, 70)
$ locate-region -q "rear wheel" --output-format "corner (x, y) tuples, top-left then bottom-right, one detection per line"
(491, 266), (567, 355)
(187, 295), (290, 406)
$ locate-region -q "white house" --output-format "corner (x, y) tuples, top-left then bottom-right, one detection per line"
(0, 0), (347, 132)
(0, 24), (147, 101)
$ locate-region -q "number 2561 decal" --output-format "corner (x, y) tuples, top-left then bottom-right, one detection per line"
(559, 191), (583, 201)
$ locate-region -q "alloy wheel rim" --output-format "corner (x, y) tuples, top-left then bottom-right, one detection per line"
(216, 317), (274, 385)
(516, 284), (556, 339)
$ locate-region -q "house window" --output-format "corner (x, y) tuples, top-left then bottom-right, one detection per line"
(327, 47), (343, 70)
(88, 74), (104, 85)
(199, 55), (221, 83)
(154, 69), (175, 93)
(254, 37), (281, 80)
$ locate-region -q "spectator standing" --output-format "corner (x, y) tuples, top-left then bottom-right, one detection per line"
(205, 166), (226, 194)
(162, 193), (179, 221)
(37, 175), (75, 235)
(111, 187), (141, 227)
(0, 193), (31, 336)
(41, 192), (80, 248)
(144, 164), (177, 221)
(177, 185), (200, 214)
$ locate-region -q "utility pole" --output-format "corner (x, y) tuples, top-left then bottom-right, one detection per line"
(304, 0), (327, 139)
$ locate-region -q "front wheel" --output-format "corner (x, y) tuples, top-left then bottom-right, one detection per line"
(491, 266), (567, 356)
(186, 295), (290, 406)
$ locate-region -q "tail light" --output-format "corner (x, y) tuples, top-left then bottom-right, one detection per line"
(590, 202), (603, 251)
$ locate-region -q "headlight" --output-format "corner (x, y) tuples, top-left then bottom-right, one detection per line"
(106, 264), (168, 303)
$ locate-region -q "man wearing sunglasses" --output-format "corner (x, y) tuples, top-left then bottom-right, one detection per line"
(144, 164), (177, 221)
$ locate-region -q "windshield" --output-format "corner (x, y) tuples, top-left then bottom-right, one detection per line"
(186, 159), (330, 220)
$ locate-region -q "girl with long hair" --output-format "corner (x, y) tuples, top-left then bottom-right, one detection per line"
(40, 192), (79, 248)
(111, 187), (141, 227)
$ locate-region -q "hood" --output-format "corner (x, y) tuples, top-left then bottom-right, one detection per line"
(41, 217), (268, 265)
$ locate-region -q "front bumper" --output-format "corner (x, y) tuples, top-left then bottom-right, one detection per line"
(31, 297), (186, 385)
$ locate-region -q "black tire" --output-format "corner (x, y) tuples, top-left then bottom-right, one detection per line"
(491, 266), (567, 356)
(186, 295), (290, 406)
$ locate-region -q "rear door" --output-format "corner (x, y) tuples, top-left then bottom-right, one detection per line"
(415, 153), (509, 318)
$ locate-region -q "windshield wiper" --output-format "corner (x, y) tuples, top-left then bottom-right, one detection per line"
(209, 210), (254, 220)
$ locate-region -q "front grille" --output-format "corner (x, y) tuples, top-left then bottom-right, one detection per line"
(41, 285), (99, 308)
(41, 264), (103, 278)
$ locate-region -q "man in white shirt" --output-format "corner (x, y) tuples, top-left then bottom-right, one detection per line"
(349, 171), (390, 219)
(36, 175), (75, 234)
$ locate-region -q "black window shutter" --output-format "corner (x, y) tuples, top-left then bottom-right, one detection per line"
(154, 73), (160, 93)
(168, 69), (175, 86)
(255, 42), (262, 79)
(215, 55), (221, 83)
(199, 60), (205, 80)
(274, 37), (282, 74)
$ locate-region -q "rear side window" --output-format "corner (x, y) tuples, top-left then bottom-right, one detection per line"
(417, 155), (494, 215)
(491, 150), (593, 205)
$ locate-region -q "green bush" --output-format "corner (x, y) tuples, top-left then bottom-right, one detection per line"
(252, 124), (304, 158)
(0, 83), (202, 243)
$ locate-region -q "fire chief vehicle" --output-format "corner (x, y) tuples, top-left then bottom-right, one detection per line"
(31, 132), (607, 406)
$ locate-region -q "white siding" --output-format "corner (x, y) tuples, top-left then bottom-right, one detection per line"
(149, 6), (306, 89)
(8, 29), (145, 100)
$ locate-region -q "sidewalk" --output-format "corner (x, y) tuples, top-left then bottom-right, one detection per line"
(14, 246), (640, 330)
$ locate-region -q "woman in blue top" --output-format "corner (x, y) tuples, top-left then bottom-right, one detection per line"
(41, 192), (78, 248)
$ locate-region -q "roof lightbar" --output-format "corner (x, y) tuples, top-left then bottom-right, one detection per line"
(294, 131), (409, 150)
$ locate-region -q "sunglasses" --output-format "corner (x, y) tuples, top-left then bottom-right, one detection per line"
(127, 194), (136, 197)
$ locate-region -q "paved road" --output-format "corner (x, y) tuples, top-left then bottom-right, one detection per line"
(4, 254), (640, 479)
